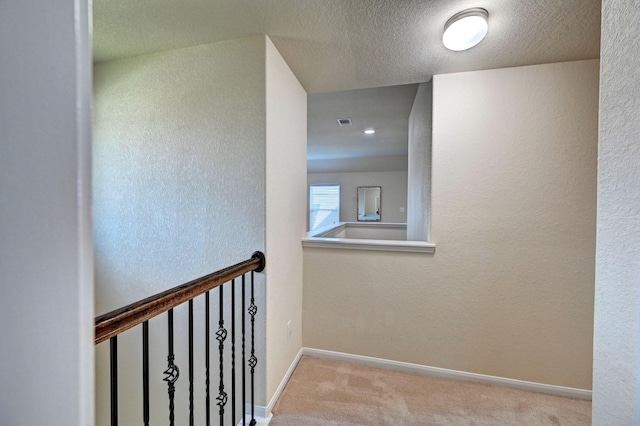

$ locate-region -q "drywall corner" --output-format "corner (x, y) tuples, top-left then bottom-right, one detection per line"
(264, 36), (307, 403)
(593, 0), (640, 423)
(407, 81), (432, 242)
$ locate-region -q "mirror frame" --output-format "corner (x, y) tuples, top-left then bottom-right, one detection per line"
(357, 186), (381, 222)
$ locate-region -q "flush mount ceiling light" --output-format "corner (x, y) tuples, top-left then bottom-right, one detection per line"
(442, 8), (489, 51)
(364, 129), (376, 135)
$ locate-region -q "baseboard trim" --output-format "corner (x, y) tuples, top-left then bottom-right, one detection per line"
(247, 347), (304, 424)
(303, 347), (592, 400)
(267, 348), (304, 413)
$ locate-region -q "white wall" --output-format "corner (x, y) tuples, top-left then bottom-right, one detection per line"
(407, 81), (432, 241)
(308, 171), (408, 226)
(265, 38), (307, 403)
(93, 37), (267, 424)
(593, 1), (640, 423)
(308, 155), (407, 174)
(304, 60), (598, 390)
(0, 1), (94, 425)
(345, 225), (407, 240)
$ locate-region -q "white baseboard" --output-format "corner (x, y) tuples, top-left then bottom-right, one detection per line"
(303, 347), (592, 400)
(267, 348), (304, 413)
(242, 348), (304, 425)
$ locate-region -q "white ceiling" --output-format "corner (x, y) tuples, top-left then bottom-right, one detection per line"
(93, 0), (601, 94)
(308, 84), (418, 161)
(93, 0), (601, 170)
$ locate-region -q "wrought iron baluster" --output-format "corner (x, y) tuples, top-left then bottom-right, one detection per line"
(242, 274), (246, 426)
(249, 271), (258, 426)
(217, 285), (228, 425)
(110, 336), (118, 426)
(231, 279), (236, 424)
(189, 299), (194, 426)
(94, 253), (265, 426)
(164, 309), (179, 426)
(206, 291), (211, 426)
(142, 321), (149, 426)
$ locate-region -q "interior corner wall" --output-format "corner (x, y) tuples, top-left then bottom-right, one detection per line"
(307, 171), (408, 226)
(0, 1), (94, 425)
(593, 1), (640, 423)
(264, 37), (307, 403)
(93, 37), (267, 424)
(407, 81), (432, 241)
(303, 60), (598, 390)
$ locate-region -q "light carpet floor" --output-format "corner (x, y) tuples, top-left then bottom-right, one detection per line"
(270, 356), (591, 425)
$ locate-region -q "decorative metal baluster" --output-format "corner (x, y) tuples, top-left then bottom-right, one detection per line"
(241, 274), (246, 426)
(189, 299), (194, 426)
(206, 291), (211, 426)
(248, 271), (258, 426)
(142, 321), (149, 426)
(217, 285), (228, 425)
(110, 336), (118, 426)
(231, 279), (236, 424)
(164, 309), (179, 426)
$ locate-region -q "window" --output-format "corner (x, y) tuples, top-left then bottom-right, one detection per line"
(309, 184), (340, 231)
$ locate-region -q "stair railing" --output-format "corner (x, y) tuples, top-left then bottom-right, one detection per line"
(95, 251), (266, 426)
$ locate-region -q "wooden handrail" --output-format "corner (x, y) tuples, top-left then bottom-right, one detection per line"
(95, 251), (265, 345)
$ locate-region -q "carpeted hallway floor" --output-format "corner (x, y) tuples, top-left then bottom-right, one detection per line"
(270, 356), (591, 425)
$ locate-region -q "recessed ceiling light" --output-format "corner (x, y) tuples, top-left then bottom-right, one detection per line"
(364, 129), (376, 135)
(443, 8), (489, 51)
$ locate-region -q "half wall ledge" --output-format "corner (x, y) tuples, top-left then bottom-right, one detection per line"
(302, 222), (435, 253)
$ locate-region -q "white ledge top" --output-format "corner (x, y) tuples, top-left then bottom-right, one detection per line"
(302, 222), (435, 253)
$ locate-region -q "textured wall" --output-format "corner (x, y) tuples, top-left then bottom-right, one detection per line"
(344, 225), (407, 240)
(407, 81), (433, 241)
(308, 155), (408, 174)
(0, 1), (94, 425)
(265, 38), (307, 402)
(308, 171), (408, 227)
(593, 0), (640, 423)
(93, 37), (267, 424)
(304, 60), (598, 390)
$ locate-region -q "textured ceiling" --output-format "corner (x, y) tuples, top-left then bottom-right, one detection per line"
(94, 0), (601, 169)
(308, 84), (418, 161)
(93, 0), (601, 94)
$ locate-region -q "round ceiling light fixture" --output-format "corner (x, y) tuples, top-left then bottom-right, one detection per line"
(442, 8), (489, 51)
(364, 129), (376, 135)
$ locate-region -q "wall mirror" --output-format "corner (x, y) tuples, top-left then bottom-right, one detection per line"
(357, 186), (381, 221)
